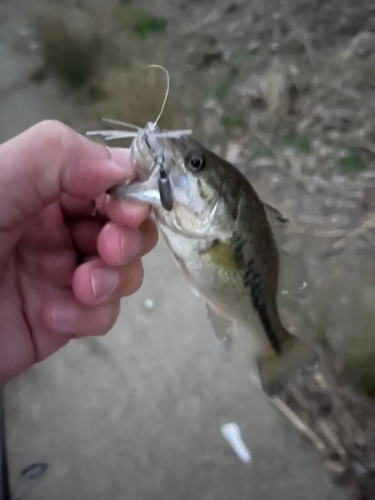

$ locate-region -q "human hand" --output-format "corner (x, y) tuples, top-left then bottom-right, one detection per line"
(0, 121), (157, 383)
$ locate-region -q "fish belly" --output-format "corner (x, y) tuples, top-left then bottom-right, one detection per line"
(159, 224), (268, 347)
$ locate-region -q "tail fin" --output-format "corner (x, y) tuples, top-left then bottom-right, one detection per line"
(257, 335), (319, 397)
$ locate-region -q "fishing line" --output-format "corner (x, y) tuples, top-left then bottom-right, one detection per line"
(148, 64), (170, 130)
(86, 65), (192, 141)
(102, 118), (141, 130)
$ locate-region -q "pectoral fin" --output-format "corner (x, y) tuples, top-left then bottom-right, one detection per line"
(206, 304), (233, 353)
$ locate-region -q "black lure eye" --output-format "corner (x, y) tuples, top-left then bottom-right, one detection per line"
(186, 152), (206, 172)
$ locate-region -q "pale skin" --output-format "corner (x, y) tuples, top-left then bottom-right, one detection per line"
(0, 120), (158, 384)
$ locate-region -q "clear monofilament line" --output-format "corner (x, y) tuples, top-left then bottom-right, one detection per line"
(148, 64), (170, 130)
(102, 118), (141, 130)
(86, 65), (192, 142)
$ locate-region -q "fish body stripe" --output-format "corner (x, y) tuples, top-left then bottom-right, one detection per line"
(233, 237), (282, 354)
(248, 275), (281, 354)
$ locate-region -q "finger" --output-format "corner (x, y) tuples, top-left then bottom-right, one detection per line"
(19, 202), (73, 252)
(60, 194), (96, 217)
(70, 219), (103, 255)
(97, 222), (141, 266)
(97, 219), (158, 267)
(43, 299), (120, 336)
(102, 196), (150, 228)
(0, 120), (133, 238)
(28, 249), (77, 288)
(138, 218), (158, 256)
(72, 259), (144, 306)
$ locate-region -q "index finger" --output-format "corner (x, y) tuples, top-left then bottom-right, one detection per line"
(98, 195), (150, 228)
(0, 121), (135, 227)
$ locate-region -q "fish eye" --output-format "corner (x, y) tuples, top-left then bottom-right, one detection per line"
(186, 152), (206, 172)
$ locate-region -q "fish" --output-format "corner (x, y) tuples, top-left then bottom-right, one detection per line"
(105, 124), (319, 396)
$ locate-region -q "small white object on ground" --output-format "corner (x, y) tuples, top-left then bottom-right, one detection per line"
(143, 299), (154, 310)
(221, 422), (252, 464)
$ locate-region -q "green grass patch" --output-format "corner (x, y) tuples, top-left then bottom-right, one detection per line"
(338, 149), (367, 173)
(114, 5), (167, 39)
(133, 13), (167, 39)
(252, 143), (275, 159)
(221, 114), (247, 129)
(278, 130), (312, 154)
(37, 14), (100, 88)
(205, 76), (235, 102)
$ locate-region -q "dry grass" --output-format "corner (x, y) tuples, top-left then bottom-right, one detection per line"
(86, 67), (195, 134)
(32, 0), (198, 133)
(34, 4), (106, 88)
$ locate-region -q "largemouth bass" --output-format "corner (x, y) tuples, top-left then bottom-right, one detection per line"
(108, 125), (319, 395)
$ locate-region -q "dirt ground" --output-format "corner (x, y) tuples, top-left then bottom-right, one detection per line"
(3, 0), (375, 498)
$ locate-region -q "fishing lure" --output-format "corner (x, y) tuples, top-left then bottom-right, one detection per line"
(87, 65), (192, 209)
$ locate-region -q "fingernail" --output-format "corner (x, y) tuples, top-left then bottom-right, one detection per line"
(52, 302), (77, 332)
(107, 147), (132, 172)
(91, 268), (119, 300)
(121, 229), (142, 261)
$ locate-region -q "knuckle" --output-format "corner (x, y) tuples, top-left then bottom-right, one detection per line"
(36, 120), (72, 148)
(34, 120), (77, 168)
(95, 303), (120, 335)
(32, 121), (79, 191)
(148, 220), (159, 248)
(130, 261), (144, 293)
(120, 261), (144, 296)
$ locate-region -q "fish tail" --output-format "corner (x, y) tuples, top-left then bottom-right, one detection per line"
(256, 333), (319, 396)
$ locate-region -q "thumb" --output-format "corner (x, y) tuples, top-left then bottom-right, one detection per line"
(0, 120), (132, 230)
